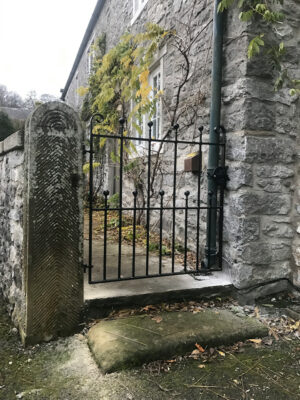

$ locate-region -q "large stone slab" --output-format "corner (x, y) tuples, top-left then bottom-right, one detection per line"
(88, 310), (268, 373)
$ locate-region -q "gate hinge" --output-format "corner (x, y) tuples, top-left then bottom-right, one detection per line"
(82, 264), (93, 272)
(212, 166), (229, 187)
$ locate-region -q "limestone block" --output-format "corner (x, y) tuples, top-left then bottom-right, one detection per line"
(256, 177), (293, 193)
(229, 191), (291, 216)
(229, 260), (291, 290)
(227, 162), (253, 191)
(223, 215), (260, 243)
(256, 165), (295, 179)
(262, 217), (294, 239)
(240, 242), (291, 264)
(245, 136), (296, 164)
(2, 131), (23, 153)
(226, 133), (247, 162)
(293, 243), (300, 267)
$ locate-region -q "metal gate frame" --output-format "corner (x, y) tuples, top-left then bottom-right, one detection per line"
(84, 114), (228, 284)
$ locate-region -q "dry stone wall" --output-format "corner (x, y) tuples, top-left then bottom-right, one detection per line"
(0, 131), (25, 328)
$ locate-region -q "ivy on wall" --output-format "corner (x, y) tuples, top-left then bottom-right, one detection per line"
(218, 0), (300, 95)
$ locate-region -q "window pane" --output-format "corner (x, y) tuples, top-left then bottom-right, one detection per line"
(153, 117), (157, 139)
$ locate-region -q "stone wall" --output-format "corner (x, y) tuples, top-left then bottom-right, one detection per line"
(0, 131), (25, 327)
(222, 1), (300, 290)
(66, 0), (216, 256)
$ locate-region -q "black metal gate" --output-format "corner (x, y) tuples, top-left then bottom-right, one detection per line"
(84, 114), (227, 284)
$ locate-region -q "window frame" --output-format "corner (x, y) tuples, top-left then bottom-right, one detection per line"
(131, 0), (149, 25)
(86, 35), (96, 76)
(131, 60), (164, 155)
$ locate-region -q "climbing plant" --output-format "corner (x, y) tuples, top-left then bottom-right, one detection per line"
(79, 23), (170, 134)
(79, 14), (207, 219)
(218, 0), (300, 95)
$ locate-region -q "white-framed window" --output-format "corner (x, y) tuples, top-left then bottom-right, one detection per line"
(75, 71), (79, 108)
(151, 69), (161, 141)
(132, 62), (163, 153)
(87, 38), (95, 75)
(132, 0), (149, 24)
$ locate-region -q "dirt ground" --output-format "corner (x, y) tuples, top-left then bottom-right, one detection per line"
(0, 293), (299, 400)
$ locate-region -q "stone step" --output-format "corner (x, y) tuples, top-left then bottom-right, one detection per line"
(88, 309), (268, 373)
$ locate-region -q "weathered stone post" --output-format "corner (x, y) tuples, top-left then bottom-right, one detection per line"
(22, 101), (83, 344)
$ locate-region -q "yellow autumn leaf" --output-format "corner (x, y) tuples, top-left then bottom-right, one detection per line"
(83, 162), (100, 174)
(290, 321), (300, 330)
(249, 338), (262, 344)
(77, 86), (89, 97)
(218, 351), (226, 357)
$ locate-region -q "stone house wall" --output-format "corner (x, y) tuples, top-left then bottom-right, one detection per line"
(0, 131), (25, 327)
(65, 0), (219, 258)
(222, 1), (299, 291)
(63, 0), (299, 292)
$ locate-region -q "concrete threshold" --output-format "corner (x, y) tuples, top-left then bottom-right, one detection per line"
(84, 239), (233, 316)
(84, 271), (233, 316)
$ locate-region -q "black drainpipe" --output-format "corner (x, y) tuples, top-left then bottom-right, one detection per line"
(203, 0), (224, 269)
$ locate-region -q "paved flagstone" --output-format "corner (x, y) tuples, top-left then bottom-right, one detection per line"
(88, 310), (268, 373)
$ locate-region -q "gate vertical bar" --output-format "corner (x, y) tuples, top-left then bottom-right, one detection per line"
(184, 191), (190, 272)
(171, 124), (179, 273)
(103, 190), (109, 281)
(88, 117), (94, 283)
(207, 191), (213, 268)
(159, 190), (164, 275)
(132, 190), (137, 278)
(145, 122), (153, 276)
(196, 127), (203, 271)
(118, 118), (125, 280)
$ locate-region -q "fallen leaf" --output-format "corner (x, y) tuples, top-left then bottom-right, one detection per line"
(290, 321), (300, 331)
(198, 364), (206, 369)
(249, 338), (262, 344)
(262, 337), (273, 346)
(269, 328), (279, 341)
(233, 379), (239, 385)
(218, 351), (225, 357)
(167, 359), (176, 363)
(191, 349), (200, 355)
(151, 316), (162, 324)
(195, 343), (205, 353)
(142, 305), (157, 312)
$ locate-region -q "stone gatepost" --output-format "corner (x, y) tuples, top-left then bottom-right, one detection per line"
(22, 101), (83, 344)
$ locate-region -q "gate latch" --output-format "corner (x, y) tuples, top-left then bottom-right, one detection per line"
(212, 166), (229, 187)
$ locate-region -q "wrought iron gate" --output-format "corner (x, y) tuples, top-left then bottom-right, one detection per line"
(84, 114), (227, 284)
